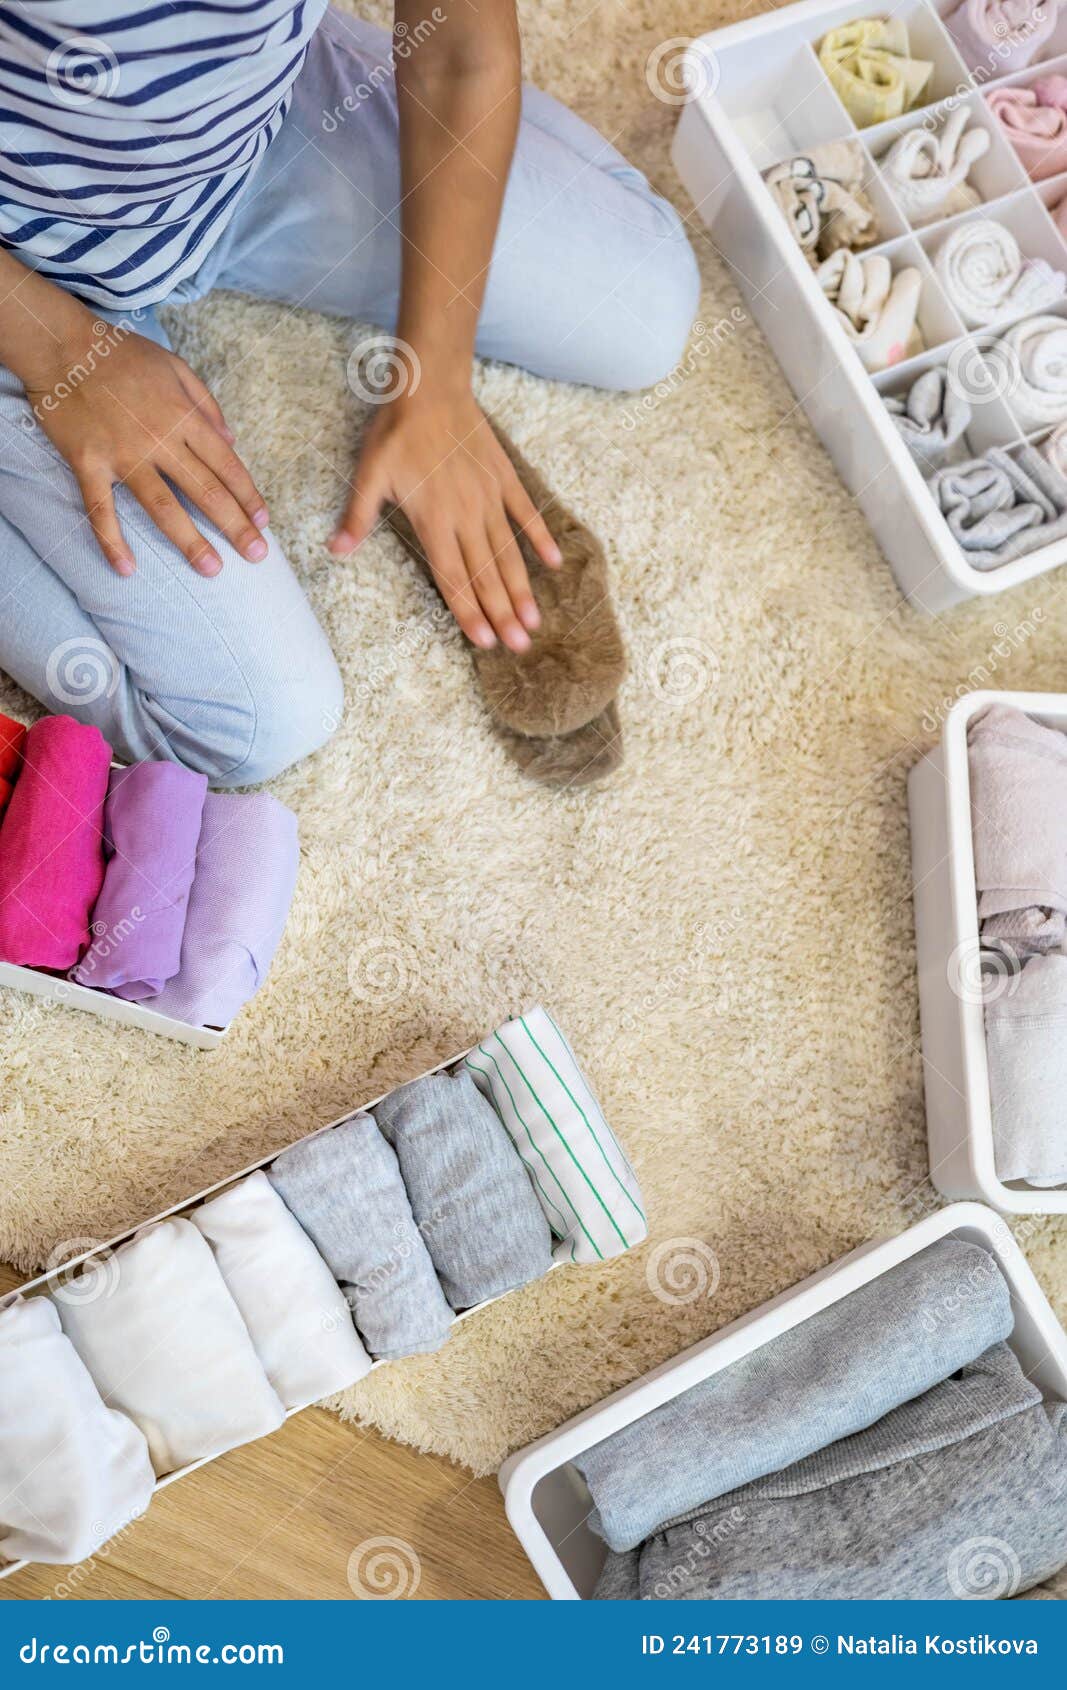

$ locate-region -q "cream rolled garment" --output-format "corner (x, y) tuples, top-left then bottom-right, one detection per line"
(0, 1296), (155, 1566)
(818, 18), (933, 126)
(875, 112), (988, 227)
(986, 315), (1067, 430)
(935, 219), (1066, 328)
(816, 251), (924, 371)
(464, 1005), (647, 1264)
(191, 1172), (373, 1409)
(56, 1218), (285, 1476)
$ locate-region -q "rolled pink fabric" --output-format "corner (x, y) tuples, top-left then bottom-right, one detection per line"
(988, 78), (1067, 179)
(0, 715), (112, 969)
(947, 0), (1057, 77)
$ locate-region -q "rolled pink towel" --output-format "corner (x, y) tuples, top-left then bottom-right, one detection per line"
(0, 715), (112, 969)
(947, 0), (1057, 77)
(988, 77), (1067, 178)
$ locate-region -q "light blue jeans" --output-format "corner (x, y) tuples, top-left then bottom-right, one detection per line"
(0, 10), (699, 785)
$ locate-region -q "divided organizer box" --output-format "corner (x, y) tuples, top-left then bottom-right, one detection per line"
(908, 688), (1067, 1212)
(0, 958), (226, 1050)
(672, 0), (1067, 611)
(499, 1201), (1067, 1598)
(0, 1033), (559, 1579)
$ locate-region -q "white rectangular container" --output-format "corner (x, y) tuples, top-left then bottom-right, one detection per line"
(499, 1201), (1067, 1598)
(0, 1029), (556, 1578)
(672, 0), (1067, 611)
(908, 689), (1067, 1212)
(0, 959), (226, 1050)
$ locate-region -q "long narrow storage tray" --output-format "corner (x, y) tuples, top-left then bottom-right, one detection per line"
(672, 0), (1067, 611)
(499, 1201), (1067, 1597)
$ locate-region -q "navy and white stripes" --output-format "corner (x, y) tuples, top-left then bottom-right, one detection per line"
(0, 2), (328, 307)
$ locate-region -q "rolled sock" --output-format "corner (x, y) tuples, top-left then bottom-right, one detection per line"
(947, 0), (1058, 76)
(373, 1068), (554, 1309)
(876, 111), (989, 227)
(985, 953), (1067, 1186)
(927, 445), (1067, 568)
(149, 791), (298, 1028)
(968, 704), (1067, 923)
(818, 18), (933, 126)
(762, 140), (879, 264)
(0, 715), (111, 969)
(574, 1236), (1013, 1551)
(464, 1005), (647, 1265)
(1042, 417), (1067, 476)
(0, 1296), (155, 1565)
(70, 762), (207, 997)
(56, 1218), (285, 1476)
(986, 314), (1067, 430)
(0, 712), (25, 820)
(982, 905), (1067, 953)
(191, 1171), (373, 1409)
(988, 80), (1067, 179)
(883, 367), (972, 466)
(597, 1345), (1067, 1601)
(935, 218), (1066, 328)
(268, 1112), (455, 1361)
(816, 251), (924, 372)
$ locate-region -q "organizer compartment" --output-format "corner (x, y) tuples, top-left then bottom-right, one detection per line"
(908, 690), (1067, 1212)
(499, 1202), (1067, 1598)
(673, 0), (1067, 608)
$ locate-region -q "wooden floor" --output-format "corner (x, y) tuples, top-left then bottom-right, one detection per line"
(0, 1263), (543, 1602)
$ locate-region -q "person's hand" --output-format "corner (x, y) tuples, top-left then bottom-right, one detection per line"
(26, 322), (269, 577)
(330, 386), (561, 651)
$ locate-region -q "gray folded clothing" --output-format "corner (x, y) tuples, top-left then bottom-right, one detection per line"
(595, 1344), (1067, 1601)
(928, 446), (1067, 570)
(575, 1236), (1012, 1552)
(985, 953), (1067, 1187)
(884, 367), (971, 467)
(373, 1068), (553, 1310)
(268, 1111), (455, 1361)
(969, 705), (1067, 932)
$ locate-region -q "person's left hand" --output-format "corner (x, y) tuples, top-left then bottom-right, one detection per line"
(329, 387), (561, 652)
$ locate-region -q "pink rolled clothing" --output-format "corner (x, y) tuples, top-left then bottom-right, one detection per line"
(0, 711), (26, 821)
(0, 715), (112, 969)
(988, 77), (1067, 179)
(947, 0), (1058, 77)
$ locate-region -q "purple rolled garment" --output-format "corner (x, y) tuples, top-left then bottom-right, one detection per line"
(149, 793), (299, 1028)
(71, 762), (208, 998)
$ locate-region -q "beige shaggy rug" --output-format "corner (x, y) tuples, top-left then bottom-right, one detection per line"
(3, 0), (1067, 1494)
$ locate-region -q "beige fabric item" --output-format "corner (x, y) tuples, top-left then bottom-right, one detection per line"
(0, 0), (1066, 1503)
(816, 251), (924, 372)
(763, 141), (879, 266)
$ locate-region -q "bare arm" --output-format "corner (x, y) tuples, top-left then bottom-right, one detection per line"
(330, 0), (560, 652)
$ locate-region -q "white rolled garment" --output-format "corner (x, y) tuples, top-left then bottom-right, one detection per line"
(192, 1171), (373, 1409)
(465, 1005), (647, 1265)
(56, 1218), (285, 1476)
(0, 1296), (155, 1565)
(876, 112), (988, 227)
(816, 251), (924, 371)
(986, 315), (1067, 430)
(935, 219), (1066, 327)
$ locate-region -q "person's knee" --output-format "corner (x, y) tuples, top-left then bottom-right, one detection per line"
(603, 218), (702, 391)
(213, 652), (345, 787)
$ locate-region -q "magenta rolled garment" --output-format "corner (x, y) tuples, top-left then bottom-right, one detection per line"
(0, 715), (111, 969)
(150, 792), (299, 1028)
(988, 77), (1067, 179)
(947, 0), (1057, 77)
(71, 762), (208, 998)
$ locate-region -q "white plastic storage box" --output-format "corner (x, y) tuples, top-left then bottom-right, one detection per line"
(908, 689), (1067, 1212)
(672, 0), (1067, 611)
(0, 1030), (559, 1579)
(0, 959), (226, 1050)
(499, 1201), (1067, 1598)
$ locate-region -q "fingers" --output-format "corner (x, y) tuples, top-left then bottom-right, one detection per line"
(420, 526), (495, 650)
(177, 362), (235, 444)
(484, 513), (539, 642)
(192, 422), (269, 530)
(331, 456), (387, 556)
(500, 463), (562, 569)
(125, 467), (224, 577)
(171, 434), (268, 562)
(77, 469), (135, 577)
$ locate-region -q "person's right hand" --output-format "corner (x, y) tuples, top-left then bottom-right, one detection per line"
(26, 321), (269, 577)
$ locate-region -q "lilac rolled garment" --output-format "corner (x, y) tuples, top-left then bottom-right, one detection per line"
(71, 762), (207, 998)
(150, 792), (299, 1028)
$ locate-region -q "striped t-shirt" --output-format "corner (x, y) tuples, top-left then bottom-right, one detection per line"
(0, 1), (328, 309)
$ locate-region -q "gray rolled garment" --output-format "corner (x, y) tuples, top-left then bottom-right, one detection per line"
(595, 1344), (1067, 1600)
(968, 704), (1067, 949)
(576, 1237), (1013, 1551)
(268, 1111), (454, 1361)
(373, 1068), (553, 1309)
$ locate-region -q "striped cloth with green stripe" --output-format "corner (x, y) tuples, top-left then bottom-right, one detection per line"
(464, 1006), (647, 1265)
